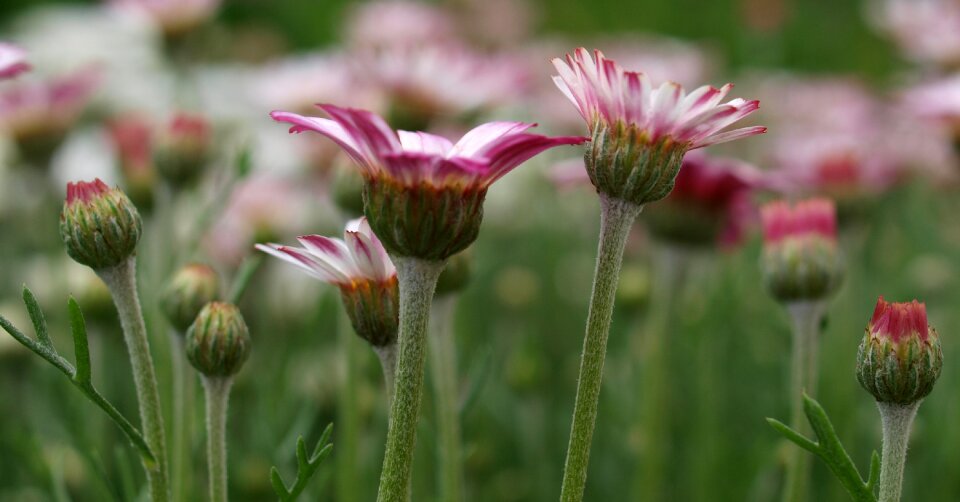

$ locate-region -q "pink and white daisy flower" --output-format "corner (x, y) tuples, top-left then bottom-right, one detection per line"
(256, 217), (396, 290)
(257, 217), (399, 347)
(902, 74), (960, 136)
(869, 0), (960, 68)
(271, 104), (584, 191)
(344, 0), (458, 51)
(272, 104), (585, 259)
(0, 43), (29, 80)
(552, 48), (765, 149)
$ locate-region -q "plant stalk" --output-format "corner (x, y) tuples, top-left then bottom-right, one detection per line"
(169, 331), (195, 502)
(559, 194), (642, 502)
(374, 343), (399, 409)
(201, 376), (232, 502)
(376, 256), (445, 502)
(97, 257), (169, 501)
(429, 295), (464, 502)
(877, 401), (920, 502)
(782, 301), (826, 502)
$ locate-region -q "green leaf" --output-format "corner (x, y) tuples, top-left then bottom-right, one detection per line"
(68, 298), (92, 385)
(867, 451), (881, 492)
(270, 423), (334, 501)
(770, 394), (877, 502)
(765, 418), (818, 453)
(23, 286), (54, 348)
(0, 291), (155, 464)
(234, 145), (253, 177)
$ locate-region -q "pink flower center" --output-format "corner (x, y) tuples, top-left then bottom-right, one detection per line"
(66, 178), (111, 204)
(870, 296), (929, 343)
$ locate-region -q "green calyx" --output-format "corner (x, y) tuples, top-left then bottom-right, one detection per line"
(363, 178), (486, 260)
(186, 302), (251, 377)
(585, 121), (687, 207)
(160, 264), (221, 333)
(153, 141), (210, 188)
(762, 236), (844, 302)
(856, 330), (942, 405)
(339, 278), (400, 347)
(59, 188), (143, 270)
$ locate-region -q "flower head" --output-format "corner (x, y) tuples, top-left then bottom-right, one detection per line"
(344, 0), (458, 50)
(902, 74), (960, 140)
(857, 297), (942, 404)
(256, 218), (399, 347)
(186, 302), (251, 378)
(272, 104), (584, 259)
(160, 263), (220, 332)
(870, 0), (960, 68)
(153, 112), (212, 187)
(0, 43), (30, 80)
(60, 179), (143, 270)
(0, 67), (99, 161)
(552, 48), (764, 206)
(107, 114), (155, 207)
(759, 198), (843, 302)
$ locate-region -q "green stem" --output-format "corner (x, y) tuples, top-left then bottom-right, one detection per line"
(169, 331), (194, 502)
(337, 305), (361, 502)
(877, 401), (920, 502)
(376, 257), (446, 502)
(782, 301), (826, 502)
(635, 244), (690, 501)
(374, 343), (398, 410)
(429, 296), (463, 502)
(560, 194), (642, 502)
(202, 376), (232, 502)
(97, 258), (169, 501)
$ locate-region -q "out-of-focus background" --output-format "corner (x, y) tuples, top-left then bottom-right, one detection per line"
(1, 0), (960, 501)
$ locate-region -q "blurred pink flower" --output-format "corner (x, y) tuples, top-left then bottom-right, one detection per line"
(902, 74), (960, 134)
(356, 45), (531, 123)
(257, 217), (396, 288)
(206, 174), (307, 265)
(870, 0), (960, 68)
(552, 48), (765, 149)
(0, 66), (99, 145)
(111, 0), (221, 36)
(272, 104), (585, 190)
(344, 0), (459, 50)
(750, 74), (878, 134)
(0, 43), (29, 80)
(760, 197), (837, 244)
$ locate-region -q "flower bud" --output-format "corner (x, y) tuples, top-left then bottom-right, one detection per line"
(160, 263), (221, 332)
(857, 297), (942, 404)
(59, 179), (143, 270)
(153, 113), (212, 188)
(186, 302), (251, 377)
(435, 251), (472, 297)
(760, 198), (843, 302)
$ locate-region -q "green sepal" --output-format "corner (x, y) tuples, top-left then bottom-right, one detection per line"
(767, 394), (877, 502)
(271, 423), (334, 501)
(0, 286), (155, 465)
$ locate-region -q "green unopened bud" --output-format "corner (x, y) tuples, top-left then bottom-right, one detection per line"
(153, 113), (212, 188)
(186, 302), (251, 377)
(59, 179), (143, 270)
(760, 198), (843, 302)
(435, 251), (473, 297)
(160, 263), (221, 332)
(857, 297), (942, 405)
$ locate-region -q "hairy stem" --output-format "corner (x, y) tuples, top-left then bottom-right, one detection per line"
(877, 401), (920, 502)
(429, 296), (463, 502)
(202, 376), (232, 502)
(337, 306), (361, 502)
(782, 301), (826, 502)
(376, 257), (445, 502)
(560, 194), (642, 502)
(97, 258), (169, 501)
(374, 343), (398, 410)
